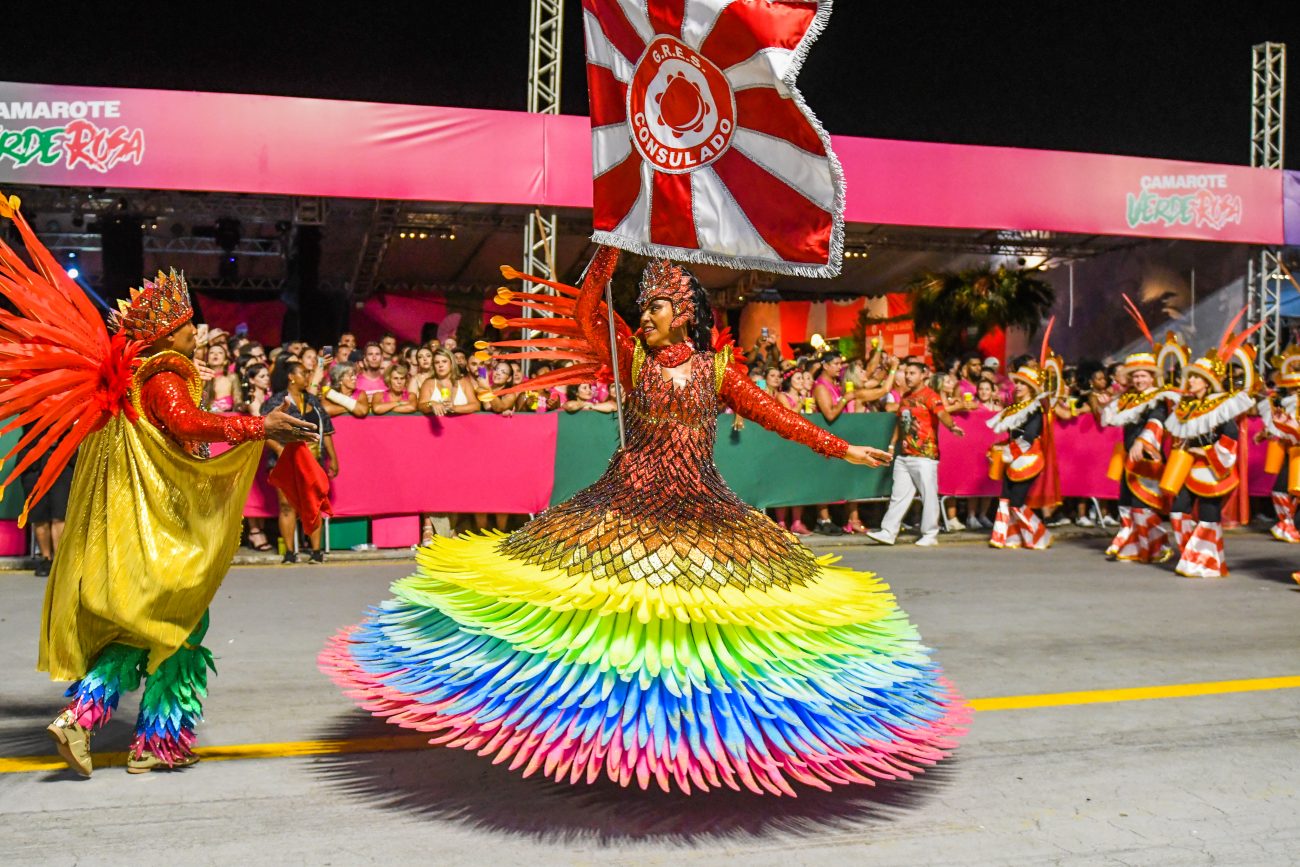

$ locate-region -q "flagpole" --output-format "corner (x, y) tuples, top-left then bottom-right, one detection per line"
(604, 275), (628, 449)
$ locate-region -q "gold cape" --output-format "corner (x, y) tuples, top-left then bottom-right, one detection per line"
(38, 408), (262, 680)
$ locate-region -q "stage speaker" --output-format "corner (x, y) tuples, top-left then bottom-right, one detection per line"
(100, 213), (144, 302)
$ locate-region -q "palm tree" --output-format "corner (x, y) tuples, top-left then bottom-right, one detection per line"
(905, 266), (1055, 366)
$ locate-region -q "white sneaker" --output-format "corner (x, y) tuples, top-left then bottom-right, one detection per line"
(865, 530), (896, 546)
(1100, 514), (1119, 527)
(1076, 516), (1096, 528)
(914, 536), (939, 547)
(943, 516), (964, 532)
(965, 516), (983, 531)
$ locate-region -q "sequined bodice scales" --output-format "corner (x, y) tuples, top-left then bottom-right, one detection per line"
(501, 350), (820, 590)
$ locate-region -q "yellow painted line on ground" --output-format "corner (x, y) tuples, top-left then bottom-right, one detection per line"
(966, 674), (1300, 712)
(4, 675), (1299, 775)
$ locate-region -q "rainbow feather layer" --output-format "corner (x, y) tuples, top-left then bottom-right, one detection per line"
(321, 532), (967, 796)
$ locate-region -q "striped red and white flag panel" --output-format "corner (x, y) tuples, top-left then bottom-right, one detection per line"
(583, 0), (844, 277)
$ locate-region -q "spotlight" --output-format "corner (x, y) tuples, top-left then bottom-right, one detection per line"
(67, 251), (77, 260)
(66, 267), (79, 280)
(419, 232), (428, 240)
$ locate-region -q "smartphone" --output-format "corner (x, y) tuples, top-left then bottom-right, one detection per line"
(760, 327), (770, 339)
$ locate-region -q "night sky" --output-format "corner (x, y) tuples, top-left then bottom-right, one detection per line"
(1, 2), (1295, 169)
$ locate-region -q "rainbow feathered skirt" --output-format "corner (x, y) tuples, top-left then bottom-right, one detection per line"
(320, 527), (967, 796)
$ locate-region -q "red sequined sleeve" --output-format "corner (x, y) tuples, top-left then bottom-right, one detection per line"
(720, 365), (849, 458)
(142, 371), (266, 445)
(575, 246), (636, 391)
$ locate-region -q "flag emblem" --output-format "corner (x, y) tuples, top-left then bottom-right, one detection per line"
(584, 0), (845, 278)
(629, 36), (736, 173)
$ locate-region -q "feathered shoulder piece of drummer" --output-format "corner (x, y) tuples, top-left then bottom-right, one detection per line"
(0, 193), (145, 524)
(1170, 308), (1261, 429)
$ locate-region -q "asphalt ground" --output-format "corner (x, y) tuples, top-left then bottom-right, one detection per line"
(0, 532), (1297, 866)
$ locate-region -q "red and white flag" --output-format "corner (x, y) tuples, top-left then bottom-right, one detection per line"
(583, 0), (844, 278)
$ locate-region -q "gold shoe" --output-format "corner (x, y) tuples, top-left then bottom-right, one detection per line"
(46, 710), (92, 777)
(126, 749), (200, 774)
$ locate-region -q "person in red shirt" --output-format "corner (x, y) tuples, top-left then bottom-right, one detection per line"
(869, 357), (964, 546)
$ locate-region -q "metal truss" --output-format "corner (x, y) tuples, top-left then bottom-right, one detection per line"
(1248, 250), (1286, 371)
(1251, 43), (1286, 170)
(528, 0), (564, 116)
(349, 201), (402, 298)
(521, 0), (565, 369)
(8, 185), (299, 226)
(186, 277), (338, 293)
(41, 232), (285, 258)
(842, 228), (1137, 261)
(1247, 42), (1287, 369)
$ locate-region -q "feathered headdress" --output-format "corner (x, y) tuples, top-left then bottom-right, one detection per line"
(1185, 307), (1261, 393)
(635, 260), (696, 329)
(1116, 294), (1160, 378)
(477, 247), (743, 398)
(0, 193), (142, 524)
(1270, 344), (1300, 389)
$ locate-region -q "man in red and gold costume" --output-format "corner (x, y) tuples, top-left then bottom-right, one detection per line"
(40, 272), (316, 776)
(0, 198), (318, 778)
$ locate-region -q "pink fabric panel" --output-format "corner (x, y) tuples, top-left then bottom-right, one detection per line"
(371, 515), (420, 548)
(835, 136), (1283, 244)
(1055, 413), (1123, 499)
(938, 408), (1001, 497)
(0, 82), (546, 204)
(220, 414), (558, 517)
(0, 82), (1281, 244)
(197, 296), (287, 347)
(0, 520), (25, 555)
(351, 293), (447, 344)
(939, 408), (1122, 498)
(1246, 417), (1274, 497)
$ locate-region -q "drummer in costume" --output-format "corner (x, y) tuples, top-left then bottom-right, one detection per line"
(1100, 297), (1180, 563)
(1163, 313), (1259, 578)
(988, 324), (1064, 551)
(1257, 345), (1300, 543)
(0, 195), (317, 776)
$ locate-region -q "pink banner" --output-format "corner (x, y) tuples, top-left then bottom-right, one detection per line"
(350, 293), (447, 345)
(217, 413), (559, 518)
(196, 295), (286, 346)
(939, 408), (1122, 498)
(834, 137), (1283, 245)
(0, 81), (1283, 244)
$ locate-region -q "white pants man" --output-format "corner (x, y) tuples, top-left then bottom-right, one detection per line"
(871, 455), (941, 546)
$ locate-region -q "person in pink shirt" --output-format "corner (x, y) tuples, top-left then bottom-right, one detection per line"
(354, 342), (387, 396)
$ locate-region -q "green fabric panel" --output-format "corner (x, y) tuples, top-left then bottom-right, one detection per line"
(0, 420), (23, 520)
(328, 517), (370, 549)
(550, 412), (896, 508)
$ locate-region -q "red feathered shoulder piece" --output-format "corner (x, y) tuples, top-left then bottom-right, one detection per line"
(0, 194), (142, 525)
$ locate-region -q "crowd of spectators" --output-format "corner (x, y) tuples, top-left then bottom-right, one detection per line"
(187, 324), (1185, 552)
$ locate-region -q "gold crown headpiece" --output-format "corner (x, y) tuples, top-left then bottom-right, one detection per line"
(1118, 350), (1160, 377)
(1010, 364), (1043, 393)
(110, 269), (194, 343)
(1271, 344), (1300, 388)
(636, 259), (696, 329)
(1186, 347), (1228, 390)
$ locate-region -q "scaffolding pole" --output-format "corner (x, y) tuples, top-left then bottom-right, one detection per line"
(1247, 42), (1286, 371)
(520, 0), (565, 375)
